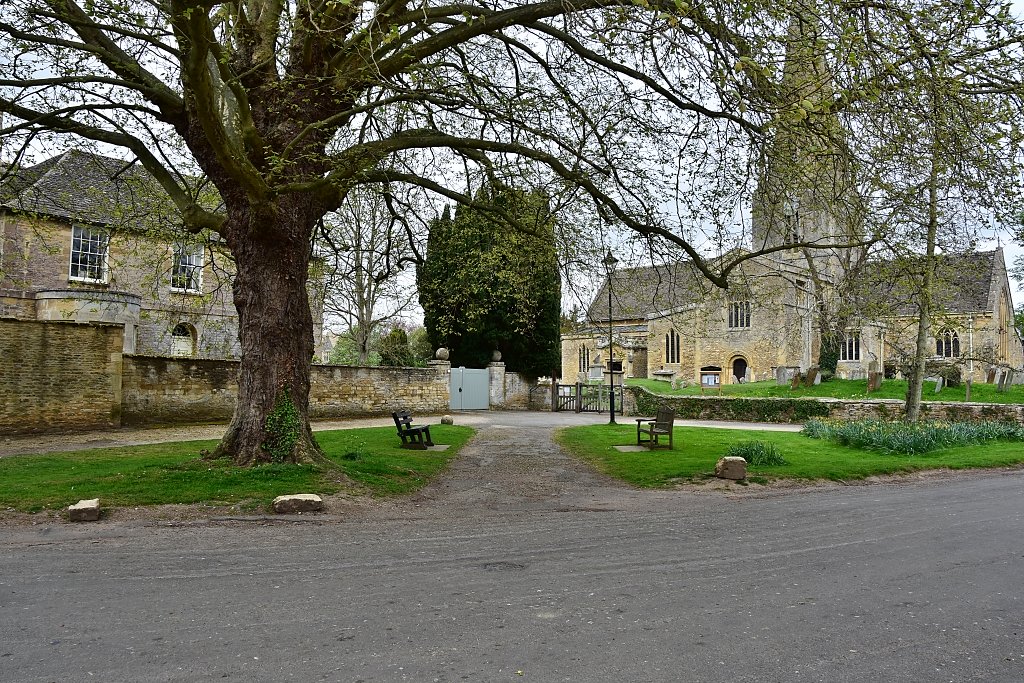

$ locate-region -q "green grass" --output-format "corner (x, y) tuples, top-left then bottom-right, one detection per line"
(0, 425), (474, 513)
(626, 377), (1024, 403)
(555, 423), (1024, 488)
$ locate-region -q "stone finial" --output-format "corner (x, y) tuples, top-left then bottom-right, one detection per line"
(491, 350), (502, 362)
(68, 498), (101, 522)
(715, 457), (747, 481)
(273, 494), (324, 514)
(435, 347), (450, 361)
(441, 414), (454, 425)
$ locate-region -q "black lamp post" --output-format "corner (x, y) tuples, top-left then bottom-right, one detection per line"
(602, 249), (619, 424)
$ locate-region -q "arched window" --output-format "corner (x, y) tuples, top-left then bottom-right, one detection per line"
(665, 329), (680, 364)
(171, 323), (196, 357)
(936, 328), (960, 358)
(578, 346), (590, 372)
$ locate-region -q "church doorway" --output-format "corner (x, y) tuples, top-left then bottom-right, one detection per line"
(732, 357), (748, 383)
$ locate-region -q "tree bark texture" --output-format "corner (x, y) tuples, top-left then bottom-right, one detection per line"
(212, 196), (327, 466)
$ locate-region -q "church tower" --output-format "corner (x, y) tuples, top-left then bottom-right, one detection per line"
(750, 9), (864, 284)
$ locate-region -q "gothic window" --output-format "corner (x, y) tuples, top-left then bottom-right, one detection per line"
(69, 225), (109, 282)
(665, 329), (680, 364)
(578, 346), (590, 372)
(171, 243), (204, 293)
(936, 328), (960, 358)
(840, 331), (861, 361)
(728, 301), (751, 329)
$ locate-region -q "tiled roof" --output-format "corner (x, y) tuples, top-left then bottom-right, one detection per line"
(0, 150), (177, 228)
(858, 250), (998, 316)
(587, 262), (713, 322)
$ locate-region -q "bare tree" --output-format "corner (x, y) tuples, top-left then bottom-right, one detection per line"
(317, 187), (420, 365)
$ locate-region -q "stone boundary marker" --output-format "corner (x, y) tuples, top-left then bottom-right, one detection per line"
(272, 494), (323, 514)
(715, 457), (747, 481)
(68, 498), (101, 521)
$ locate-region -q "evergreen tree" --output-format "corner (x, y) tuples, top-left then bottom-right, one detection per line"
(418, 184), (561, 377)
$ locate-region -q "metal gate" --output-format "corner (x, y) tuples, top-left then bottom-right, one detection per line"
(450, 367), (490, 410)
(554, 383), (623, 414)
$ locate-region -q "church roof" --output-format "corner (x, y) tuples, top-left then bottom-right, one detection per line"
(0, 149), (177, 228)
(586, 261), (711, 323)
(858, 250), (1000, 316)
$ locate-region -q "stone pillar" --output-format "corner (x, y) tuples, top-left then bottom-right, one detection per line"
(488, 361), (506, 406)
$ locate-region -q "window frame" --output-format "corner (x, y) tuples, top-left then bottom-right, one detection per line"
(665, 329), (680, 364)
(728, 300), (751, 329)
(840, 330), (861, 361)
(171, 242), (204, 294)
(68, 224), (109, 284)
(936, 328), (960, 358)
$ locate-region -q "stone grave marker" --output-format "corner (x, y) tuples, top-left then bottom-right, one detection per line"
(987, 367), (997, 384)
(804, 366), (819, 387)
(934, 376), (944, 393)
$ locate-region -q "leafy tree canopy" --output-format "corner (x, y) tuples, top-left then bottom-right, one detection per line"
(419, 183), (561, 376)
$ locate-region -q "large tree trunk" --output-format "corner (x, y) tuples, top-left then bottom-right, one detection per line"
(213, 198), (327, 466)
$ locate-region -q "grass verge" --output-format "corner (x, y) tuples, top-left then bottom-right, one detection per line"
(555, 423), (1024, 488)
(0, 425), (474, 513)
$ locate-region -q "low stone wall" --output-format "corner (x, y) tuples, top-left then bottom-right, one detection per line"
(487, 362), (553, 411)
(0, 319), (123, 434)
(122, 356), (450, 426)
(628, 387), (1024, 424)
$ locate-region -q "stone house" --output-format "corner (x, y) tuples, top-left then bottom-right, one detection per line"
(1, 150), (321, 358)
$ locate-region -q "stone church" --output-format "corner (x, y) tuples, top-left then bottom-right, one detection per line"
(561, 13), (1023, 388)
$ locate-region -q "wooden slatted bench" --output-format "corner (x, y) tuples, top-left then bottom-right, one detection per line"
(392, 410), (434, 450)
(635, 406), (675, 450)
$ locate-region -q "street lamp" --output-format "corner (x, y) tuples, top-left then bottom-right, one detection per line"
(602, 249), (619, 424)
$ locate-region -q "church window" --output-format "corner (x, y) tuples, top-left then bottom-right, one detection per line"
(578, 346), (590, 372)
(728, 301), (751, 329)
(665, 329), (680, 364)
(69, 225), (109, 283)
(936, 328), (960, 358)
(840, 331), (861, 361)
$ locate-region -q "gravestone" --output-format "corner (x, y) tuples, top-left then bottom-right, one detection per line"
(934, 376), (944, 393)
(987, 367), (997, 384)
(790, 373), (801, 390)
(804, 366), (819, 387)
(868, 372), (883, 392)
(744, 368), (753, 383)
(965, 378), (972, 402)
(997, 370), (1009, 393)
(776, 366), (788, 386)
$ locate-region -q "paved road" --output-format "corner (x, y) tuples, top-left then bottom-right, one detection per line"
(1, 412), (1022, 682)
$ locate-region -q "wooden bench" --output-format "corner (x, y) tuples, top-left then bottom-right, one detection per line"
(392, 410), (434, 450)
(635, 407), (675, 449)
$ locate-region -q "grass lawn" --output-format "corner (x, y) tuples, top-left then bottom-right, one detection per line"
(626, 377), (1024, 404)
(0, 425), (474, 513)
(555, 423), (1024, 487)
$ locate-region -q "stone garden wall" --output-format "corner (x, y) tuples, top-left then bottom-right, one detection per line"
(0, 319), (124, 434)
(122, 356), (451, 426)
(626, 387), (1024, 424)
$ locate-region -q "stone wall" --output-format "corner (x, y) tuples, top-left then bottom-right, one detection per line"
(122, 356), (451, 426)
(627, 387), (1024, 424)
(0, 319), (123, 434)
(487, 362), (552, 410)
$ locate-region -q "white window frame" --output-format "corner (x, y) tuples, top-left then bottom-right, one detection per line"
(840, 331), (861, 361)
(171, 243), (204, 294)
(68, 224), (109, 283)
(728, 301), (751, 329)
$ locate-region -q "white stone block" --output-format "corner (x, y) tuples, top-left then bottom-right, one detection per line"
(68, 498), (101, 522)
(273, 494), (323, 514)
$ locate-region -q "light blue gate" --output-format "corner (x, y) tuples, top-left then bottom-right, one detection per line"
(450, 367), (489, 410)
